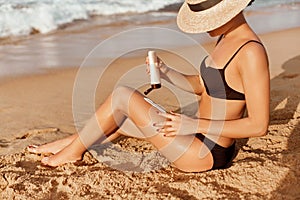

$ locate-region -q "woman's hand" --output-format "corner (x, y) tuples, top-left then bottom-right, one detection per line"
(153, 111), (199, 137)
(145, 56), (169, 76)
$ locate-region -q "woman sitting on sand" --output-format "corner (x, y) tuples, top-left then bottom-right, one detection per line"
(28, 0), (269, 172)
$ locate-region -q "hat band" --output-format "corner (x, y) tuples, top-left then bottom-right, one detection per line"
(188, 0), (223, 12)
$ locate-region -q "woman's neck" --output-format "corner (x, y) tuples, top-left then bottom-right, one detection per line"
(208, 12), (247, 38)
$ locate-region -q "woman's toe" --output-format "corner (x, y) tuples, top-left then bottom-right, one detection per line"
(27, 145), (39, 153)
(41, 157), (52, 166)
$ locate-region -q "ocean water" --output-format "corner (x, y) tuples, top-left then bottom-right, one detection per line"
(248, 0), (300, 9)
(0, 0), (182, 38)
(0, 0), (300, 38)
(0, 0), (298, 81)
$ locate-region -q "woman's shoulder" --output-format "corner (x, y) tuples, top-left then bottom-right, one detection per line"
(237, 38), (269, 73)
(237, 34), (267, 59)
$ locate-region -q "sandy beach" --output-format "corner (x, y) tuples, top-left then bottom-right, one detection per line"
(0, 9), (300, 199)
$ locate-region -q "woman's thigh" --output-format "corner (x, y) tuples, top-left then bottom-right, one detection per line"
(119, 118), (213, 172)
(149, 133), (213, 172)
(114, 86), (213, 172)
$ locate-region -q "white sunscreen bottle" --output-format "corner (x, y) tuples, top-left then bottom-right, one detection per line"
(144, 51), (161, 95)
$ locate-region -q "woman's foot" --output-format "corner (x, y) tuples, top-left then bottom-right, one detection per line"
(27, 134), (78, 155)
(40, 137), (86, 167)
(41, 150), (82, 167)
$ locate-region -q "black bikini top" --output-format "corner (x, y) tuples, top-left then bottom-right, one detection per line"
(200, 40), (263, 101)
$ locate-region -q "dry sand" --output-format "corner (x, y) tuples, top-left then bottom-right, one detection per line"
(0, 27), (300, 199)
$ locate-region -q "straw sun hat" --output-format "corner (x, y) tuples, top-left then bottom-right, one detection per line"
(177, 0), (252, 33)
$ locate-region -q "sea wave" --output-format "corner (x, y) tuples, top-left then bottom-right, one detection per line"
(0, 0), (183, 38)
(0, 0), (300, 38)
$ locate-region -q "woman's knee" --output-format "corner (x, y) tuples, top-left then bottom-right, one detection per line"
(111, 86), (136, 111)
(111, 86), (141, 114)
(113, 86), (133, 94)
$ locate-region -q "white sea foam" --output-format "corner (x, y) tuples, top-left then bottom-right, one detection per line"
(0, 0), (182, 38)
(0, 0), (299, 38)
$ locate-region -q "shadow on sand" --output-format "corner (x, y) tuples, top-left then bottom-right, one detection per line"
(269, 55), (300, 199)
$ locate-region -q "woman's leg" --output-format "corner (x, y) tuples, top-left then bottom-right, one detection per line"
(27, 132), (121, 155)
(41, 86), (213, 172)
(27, 134), (77, 154)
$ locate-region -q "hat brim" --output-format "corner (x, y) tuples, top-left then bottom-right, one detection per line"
(177, 0), (252, 33)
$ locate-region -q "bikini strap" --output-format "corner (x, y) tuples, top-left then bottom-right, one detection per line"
(224, 40), (264, 69)
(215, 34), (224, 46)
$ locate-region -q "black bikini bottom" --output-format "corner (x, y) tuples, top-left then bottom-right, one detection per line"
(196, 133), (236, 170)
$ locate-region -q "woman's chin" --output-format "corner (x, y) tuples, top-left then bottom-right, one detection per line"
(207, 31), (219, 37)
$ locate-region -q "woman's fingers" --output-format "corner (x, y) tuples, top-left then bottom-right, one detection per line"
(153, 111), (180, 128)
(153, 111), (181, 136)
(153, 120), (175, 128)
(145, 57), (150, 74)
(154, 111), (196, 137)
(156, 126), (176, 137)
(170, 110), (180, 116)
(157, 111), (179, 120)
(159, 126), (176, 133)
(146, 56), (163, 68)
(154, 111), (195, 137)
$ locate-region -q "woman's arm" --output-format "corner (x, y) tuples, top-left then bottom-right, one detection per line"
(147, 56), (205, 95)
(161, 64), (204, 95)
(156, 43), (270, 138)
